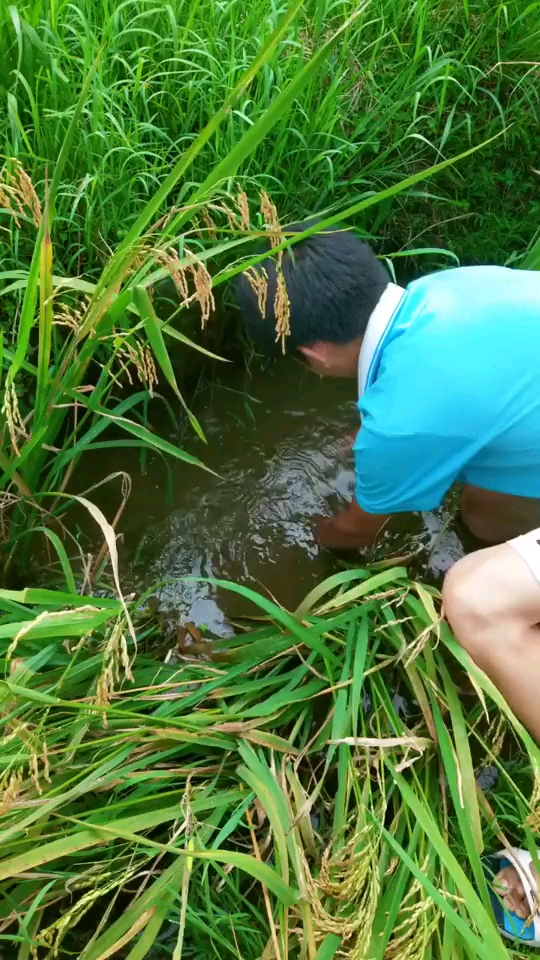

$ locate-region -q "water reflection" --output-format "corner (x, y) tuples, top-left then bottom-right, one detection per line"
(133, 360), (356, 633)
(122, 357), (464, 635)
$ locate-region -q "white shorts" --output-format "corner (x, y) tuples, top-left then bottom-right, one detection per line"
(509, 528), (540, 586)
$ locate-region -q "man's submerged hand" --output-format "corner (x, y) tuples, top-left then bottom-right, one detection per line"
(315, 500), (391, 551)
(336, 431), (357, 461)
(315, 513), (375, 550)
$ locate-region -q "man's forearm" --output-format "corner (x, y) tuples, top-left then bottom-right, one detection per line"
(316, 498), (391, 550)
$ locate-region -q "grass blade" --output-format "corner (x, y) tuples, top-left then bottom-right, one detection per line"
(35, 193), (53, 425)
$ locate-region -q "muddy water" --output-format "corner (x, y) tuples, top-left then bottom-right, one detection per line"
(97, 355), (465, 636)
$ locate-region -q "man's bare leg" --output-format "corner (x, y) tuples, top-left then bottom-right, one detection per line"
(443, 542), (540, 739)
(461, 485), (540, 543)
(443, 537), (540, 916)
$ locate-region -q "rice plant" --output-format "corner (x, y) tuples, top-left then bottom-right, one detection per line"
(0, 0), (502, 574)
(0, 0), (538, 283)
(0, 6), (538, 954)
(0, 557), (537, 958)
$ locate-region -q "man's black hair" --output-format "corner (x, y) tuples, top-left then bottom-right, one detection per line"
(234, 220), (389, 354)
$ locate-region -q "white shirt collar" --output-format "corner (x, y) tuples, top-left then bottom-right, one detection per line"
(358, 282), (406, 396)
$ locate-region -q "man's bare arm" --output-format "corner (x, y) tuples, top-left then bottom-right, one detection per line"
(316, 498), (391, 549)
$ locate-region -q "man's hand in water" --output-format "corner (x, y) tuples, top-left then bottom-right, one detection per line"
(316, 499), (391, 550)
(336, 432), (357, 460)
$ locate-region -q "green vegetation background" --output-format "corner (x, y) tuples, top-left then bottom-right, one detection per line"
(1, 0), (539, 291)
(0, 2), (539, 958)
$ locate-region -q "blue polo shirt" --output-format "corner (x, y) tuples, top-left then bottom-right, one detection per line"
(353, 266), (540, 514)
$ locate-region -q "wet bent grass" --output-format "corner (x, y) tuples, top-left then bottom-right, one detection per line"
(0, 567), (537, 958)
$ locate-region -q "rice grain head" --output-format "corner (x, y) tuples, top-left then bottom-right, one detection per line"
(402, 623), (434, 666)
(2, 380), (28, 456)
(208, 200), (239, 233)
(113, 333), (158, 394)
(191, 255), (215, 326)
(385, 869), (440, 960)
(526, 757), (540, 834)
(37, 863), (141, 957)
(236, 188), (251, 231)
(259, 192), (291, 351)
(153, 246), (215, 326)
(153, 247), (190, 302)
(0, 160), (41, 228)
(29, 747), (43, 797)
(96, 619), (134, 723)
(260, 190), (282, 251)
(0, 768), (23, 815)
(244, 264), (269, 322)
(274, 259), (291, 353)
(54, 296), (91, 334)
(305, 821), (381, 950)
(201, 208), (218, 240)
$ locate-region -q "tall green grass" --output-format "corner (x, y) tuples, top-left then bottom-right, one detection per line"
(0, 0), (539, 286)
(0, 0), (506, 572)
(0, 563), (537, 957)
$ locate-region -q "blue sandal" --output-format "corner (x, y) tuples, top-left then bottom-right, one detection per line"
(485, 849), (540, 945)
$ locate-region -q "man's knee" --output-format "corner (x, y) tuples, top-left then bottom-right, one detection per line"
(442, 553), (499, 639)
(442, 556), (510, 667)
(443, 544), (540, 660)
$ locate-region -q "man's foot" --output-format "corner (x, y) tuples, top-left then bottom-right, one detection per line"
(493, 863), (537, 920)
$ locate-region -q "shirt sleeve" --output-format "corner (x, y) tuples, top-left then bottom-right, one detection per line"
(353, 359), (483, 515)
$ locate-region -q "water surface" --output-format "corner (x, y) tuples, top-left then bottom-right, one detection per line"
(91, 356), (465, 634)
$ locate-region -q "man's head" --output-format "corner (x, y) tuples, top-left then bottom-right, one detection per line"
(234, 221), (389, 376)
